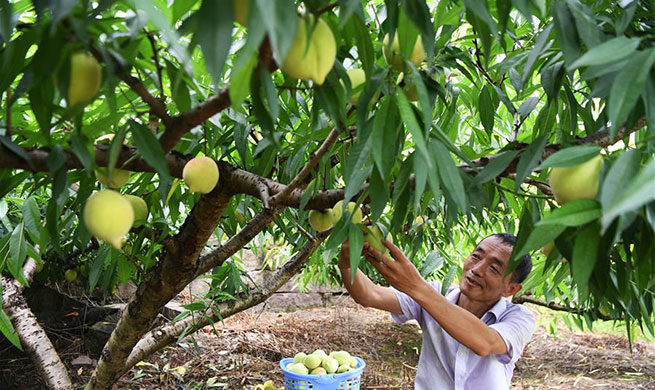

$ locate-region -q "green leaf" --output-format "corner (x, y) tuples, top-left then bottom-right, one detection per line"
(343, 122), (373, 203)
(371, 97), (399, 180)
(432, 140), (467, 211)
(132, 0), (192, 73)
(571, 222), (600, 290)
(600, 150), (640, 210)
(9, 222), (27, 285)
(51, 0), (76, 26)
(601, 158), (655, 230)
(167, 61), (192, 112)
(479, 84), (495, 135)
(338, 0), (361, 27)
(413, 152), (428, 211)
(348, 224), (364, 284)
(608, 49), (655, 138)
(88, 244), (110, 292)
(129, 120), (172, 202)
(518, 96), (539, 120)
(513, 223), (567, 260)
(402, 0), (435, 60)
(510, 199), (535, 264)
(539, 145), (602, 169)
(521, 25), (553, 88)
(70, 135), (93, 173)
(420, 250), (444, 278)
(566, 0), (600, 48)
(0, 309), (22, 351)
(195, 0), (233, 88)
(441, 264), (458, 295)
(551, 2), (580, 64)
(536, 199), (601, 227)
(396, 88), (432, 169)
(229, 53), (258, 109)
(462, 0), (497, 38)
(0, 0), (15, 44)
(21, 197), (42, 245)
(107, 126), (127, 179)
(541, 61), (565, 100)
(368, 167), (389, 223)
(254, 0), (297, 62)
(568, 37), (641, 70)
(473, 150), (519, 185)
(351, 15), (374, 76)
(514, 135), (547, 192)
(172, 0), (199, 22)
(0, 200), (6, 219)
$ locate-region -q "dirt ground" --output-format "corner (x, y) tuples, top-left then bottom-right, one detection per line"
(2, 296), (654, 389)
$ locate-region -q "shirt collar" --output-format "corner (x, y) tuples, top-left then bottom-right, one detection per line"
(448, 286), (508, 323)
(485, 296), (508, 322)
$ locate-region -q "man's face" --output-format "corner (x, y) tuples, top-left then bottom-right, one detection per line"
(459, 236), (521, 302)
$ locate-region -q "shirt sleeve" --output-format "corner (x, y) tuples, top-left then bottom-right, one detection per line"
(489, 304), (536, 364)
(390, 280), (442, 324)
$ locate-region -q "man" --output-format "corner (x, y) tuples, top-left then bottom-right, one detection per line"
(339, 233), (535, 390)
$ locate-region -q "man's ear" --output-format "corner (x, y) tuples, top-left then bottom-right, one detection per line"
(504, 282), (522, 297)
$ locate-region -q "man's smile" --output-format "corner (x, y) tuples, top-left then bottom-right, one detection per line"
(465, 275), (483, 289)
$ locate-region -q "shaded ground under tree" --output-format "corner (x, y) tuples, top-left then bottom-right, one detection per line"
(2, 297), (654, 389)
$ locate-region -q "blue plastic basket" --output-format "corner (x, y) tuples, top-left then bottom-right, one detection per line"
(279, 356), (365, 390)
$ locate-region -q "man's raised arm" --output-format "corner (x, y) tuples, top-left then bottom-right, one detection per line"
(338, 241), (402, 315)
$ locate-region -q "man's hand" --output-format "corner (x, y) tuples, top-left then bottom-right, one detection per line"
(338, 239), (351, 271)
(363, 238), (429, 297)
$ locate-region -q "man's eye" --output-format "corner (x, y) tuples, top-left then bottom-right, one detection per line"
(491, 267), (499, 274)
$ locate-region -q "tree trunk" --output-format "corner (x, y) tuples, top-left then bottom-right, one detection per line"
(2, 258), (73, 390)
(86, 187), (233, 389)
(122, 233), (327, 373)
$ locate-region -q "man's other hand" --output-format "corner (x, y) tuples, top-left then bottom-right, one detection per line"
(363, 239), (428, 296)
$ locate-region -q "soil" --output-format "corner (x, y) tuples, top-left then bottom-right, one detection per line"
(2, 296), (653, 390)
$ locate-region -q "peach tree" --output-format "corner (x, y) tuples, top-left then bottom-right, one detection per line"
(0, 0), (653, 388)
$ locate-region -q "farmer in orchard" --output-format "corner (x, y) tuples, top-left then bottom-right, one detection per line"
(339, 233), (535, 389)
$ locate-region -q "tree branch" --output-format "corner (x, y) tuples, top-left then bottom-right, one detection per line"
(122, 232), (328, 372)
(512, 295), (623, 322)
(1, 117), (645, 214)
(145, 31), (165, 99)
(90, 47), (171, 127)
(271, 127), (342, 205)
(195, 206), (283, 276)
(157, 37), (277, 154)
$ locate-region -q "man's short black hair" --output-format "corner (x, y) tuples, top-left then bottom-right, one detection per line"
(481, 233), (532, 284)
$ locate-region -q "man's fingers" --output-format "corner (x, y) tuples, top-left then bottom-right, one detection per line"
(382, 239), (407, 263)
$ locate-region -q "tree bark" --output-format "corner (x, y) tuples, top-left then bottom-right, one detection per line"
(122, 232), (328, 373)
(2, 258), (73, 390)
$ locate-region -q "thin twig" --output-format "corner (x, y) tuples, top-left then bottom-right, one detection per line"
(5, 89), (11, 137)
(88, 47), (171, 127)
(145, 31), (165, 99)
(271, 126), (342, 205)
(316, 2), (338, 14)
(492, 181), (551, 199)
(513, 295), (623, 321)
(256, 180), (271, 208)
(472, 38), (499, 87)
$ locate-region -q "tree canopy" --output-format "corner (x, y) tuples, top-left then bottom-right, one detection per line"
(0, 0), (654, 388)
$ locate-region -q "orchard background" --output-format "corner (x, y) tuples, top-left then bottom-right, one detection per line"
(0, 0), (654, 389)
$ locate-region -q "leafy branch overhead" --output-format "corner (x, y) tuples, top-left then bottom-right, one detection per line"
(0, 1), (654, 389)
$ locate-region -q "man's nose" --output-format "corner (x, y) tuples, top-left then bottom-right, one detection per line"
(471, 261), (484, 274)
